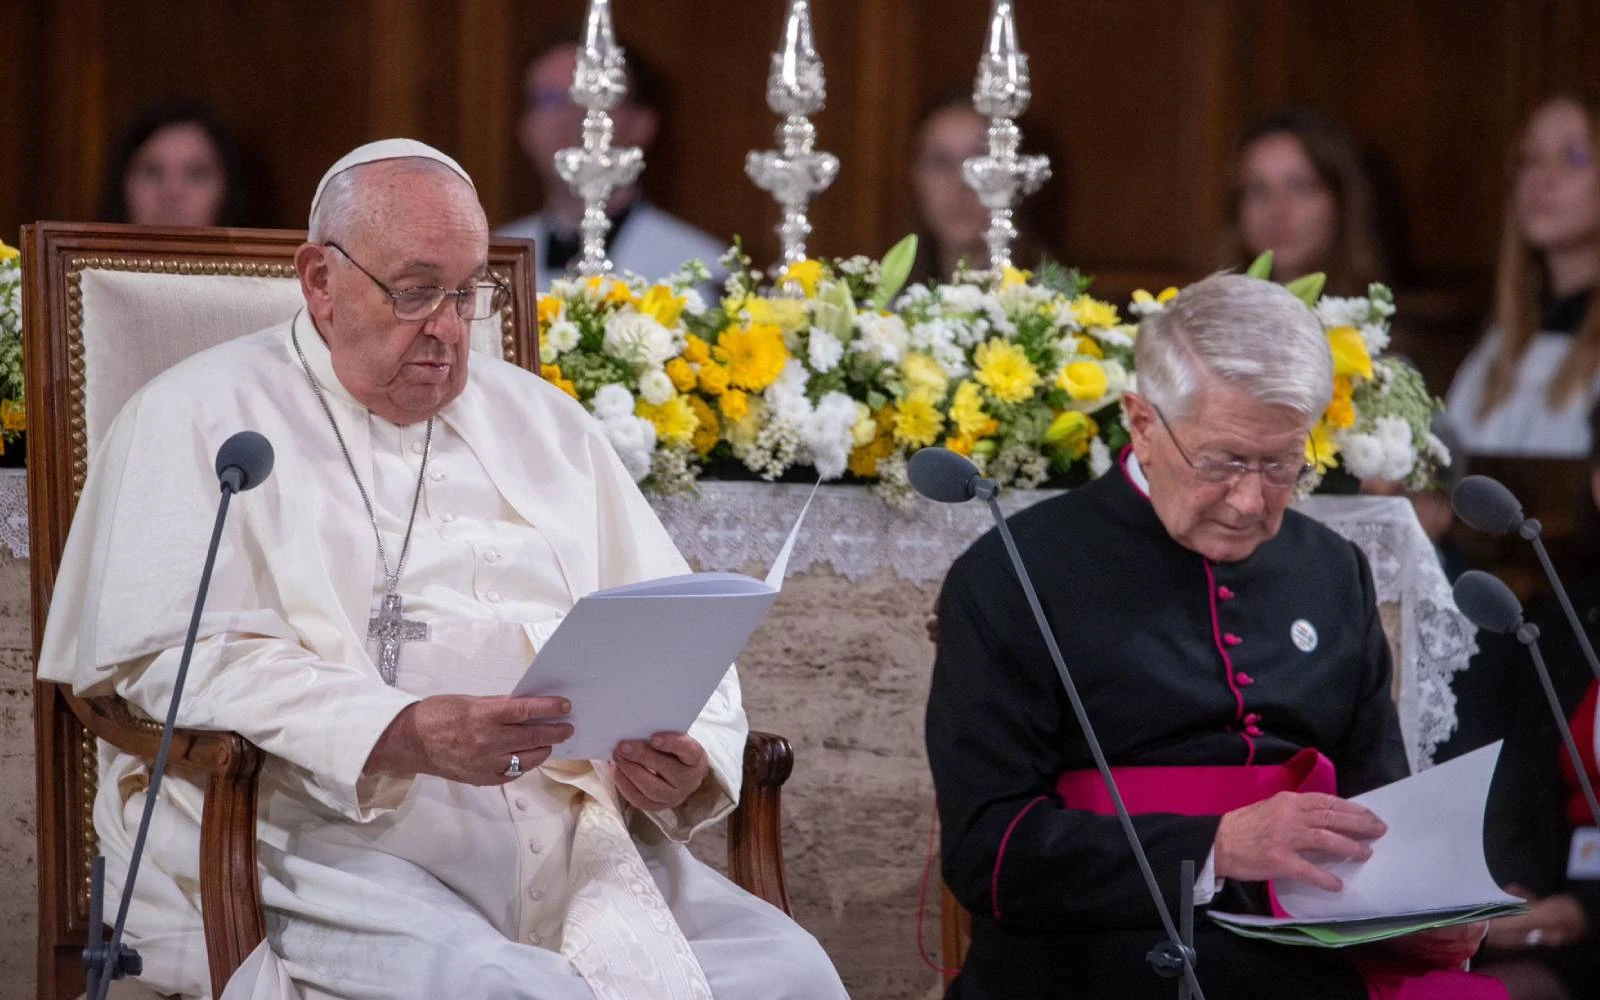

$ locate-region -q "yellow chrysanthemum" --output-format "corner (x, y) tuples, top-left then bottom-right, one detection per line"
(1057, 360), (1108, 402)
(1001, 265), (1033, 289)
(949, 381), (999, 439)
(666, 357), (699, 393)
(719, 389), (750, 422)
(715, 323), (790, 390)
(1071, 295), (1120, 330)
(1307, 421), (1341, 474)
(901, 352), (950, 403)
(639, 285), (686, 327)
(894, 396), (945, 448)
(1327, 326), (1373, 381)
(688, 396), (720, 456)
(699, 362), (731, 396)
(1044, 411), (1099, 459)
(637, 394), (698, 445)
(682, 334), (712, 365)
(974, 339), (1042, 404)
(780, 259), (825, 298)
(0, 241), (18, 263)
(740, 297), (809, 335)
(1324, 376), (1356, 430)
(539, 364), (578, 400)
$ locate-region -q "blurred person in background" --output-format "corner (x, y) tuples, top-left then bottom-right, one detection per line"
(500, 30), (725, 290)
(1221, 109), (1390, 296)
(1448, 96), (1600, 458)
(99, 103), (243, 228)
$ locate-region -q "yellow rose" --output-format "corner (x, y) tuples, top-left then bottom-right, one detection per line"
(699, 362), (731, 396)
(666, 357), (699, 393)
(682, 334), (712, 365)
(779, 259), (825, 298)
(639, 285), (686, 327)
(719, 389), (750, 422)
(1327, 326), (1373, 381)
(1057, 360), (1109, 402)
(1043, 411), (1099, 459)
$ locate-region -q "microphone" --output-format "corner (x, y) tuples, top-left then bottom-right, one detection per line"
(1451, 475), (1600, 691)
(1452, 570), (1600, 831)
(84, 432), (276, 1000)
(911, 447), (1206, 1000)
(215, 430), (275, 494)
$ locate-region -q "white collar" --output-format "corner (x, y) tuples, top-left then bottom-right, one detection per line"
(1123, 449), (1152, 497)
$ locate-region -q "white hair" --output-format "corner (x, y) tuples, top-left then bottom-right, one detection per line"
(307, 157), (474, 245)
(1134, 273), (1333, 423)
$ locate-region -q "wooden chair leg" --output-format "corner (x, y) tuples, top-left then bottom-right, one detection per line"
(198, 749), (266, 995)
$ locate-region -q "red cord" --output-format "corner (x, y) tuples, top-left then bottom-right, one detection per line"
(916, 800), (961, 976)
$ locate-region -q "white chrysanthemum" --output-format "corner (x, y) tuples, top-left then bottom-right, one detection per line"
(765, 360), (814, 424)
(1088, 438), (1112, 478)
(602, 311), (677, 368)
(853, 313), (911, 364)
(807, 329), (845, 373)
(545, 320), (580, 357)
(1343, 416), (1417, 482)
(1360, 322), (1391, 355)
(680, 288), (708, 317)
(1315, 296), (1370, 329)
(932, 339), (970, 378)
(897, 283), (934, 307)
(638, 369), (675, 406)
(801, 392), (859, 480)
(1339, 432), (1386, 480)
(591, 384), (636, 421)
(938, 283), (988, 315)
(602, 414), (657, 482)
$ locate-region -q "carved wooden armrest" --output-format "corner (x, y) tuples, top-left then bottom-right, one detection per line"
(64, 692), (266, 995)
(727, 730), (792, 914)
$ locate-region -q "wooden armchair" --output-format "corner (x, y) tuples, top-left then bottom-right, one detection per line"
(24, 223), (792, 1000)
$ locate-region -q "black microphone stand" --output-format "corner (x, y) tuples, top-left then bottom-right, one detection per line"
(83, 475), (243, 1000)
(979, 484), (1206, 1000)
(1511, 620), (1600, 830)
(1516, 515), (1600, 691)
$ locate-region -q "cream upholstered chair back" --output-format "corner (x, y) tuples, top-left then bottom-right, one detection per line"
(23, 222), (537, 999)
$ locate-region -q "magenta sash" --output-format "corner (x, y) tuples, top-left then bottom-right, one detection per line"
(1053, 752), (1508, 1000)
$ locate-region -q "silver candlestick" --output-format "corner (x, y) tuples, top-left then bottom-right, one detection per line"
(554, 0), (644, 277)
(963, 0), (1051, 273)
(745, 0), (839, 272)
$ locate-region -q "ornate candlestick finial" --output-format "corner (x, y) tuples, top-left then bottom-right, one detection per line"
(963, 0), (1051, 273)
(746, 0), (839, 272)
(554, 0), (644, 277)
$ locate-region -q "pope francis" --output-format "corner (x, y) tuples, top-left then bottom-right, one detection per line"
(38, 139), (847, 1000)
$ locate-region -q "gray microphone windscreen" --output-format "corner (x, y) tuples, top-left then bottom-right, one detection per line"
(1452, 570), (1524, 635)
(908, 447), (980, 504)
(215, 431), (275, 493)
(1452, 475), (1524, 535)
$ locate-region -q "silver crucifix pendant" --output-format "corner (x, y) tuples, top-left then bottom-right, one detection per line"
(368, 592), (428, 685)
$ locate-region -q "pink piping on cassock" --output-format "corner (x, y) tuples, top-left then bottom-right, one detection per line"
(990, 795), (1049, 921)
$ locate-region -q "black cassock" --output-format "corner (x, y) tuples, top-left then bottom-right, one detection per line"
(928, 455), (1410, 999)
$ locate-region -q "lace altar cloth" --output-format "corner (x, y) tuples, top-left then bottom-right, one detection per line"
(0, 470), (25, 561)
(652, 482), (1476, 770)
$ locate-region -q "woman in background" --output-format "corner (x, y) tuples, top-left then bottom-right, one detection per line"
(99, 103), (242, 228)
(1447, 96), (1600, 457)
(908, 94), (1048, 283)
(1221, 109), (1389, 295)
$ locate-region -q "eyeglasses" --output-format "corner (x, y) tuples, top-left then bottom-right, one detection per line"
(326, 242), (508, 322)
(1152, 404), (1314, 490)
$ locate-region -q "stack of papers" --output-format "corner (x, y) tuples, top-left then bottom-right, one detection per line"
(1210, 743), (1527, 947)
(511, 487), (815, 760)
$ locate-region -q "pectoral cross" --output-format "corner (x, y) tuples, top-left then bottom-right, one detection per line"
(369, 592), (428, 686)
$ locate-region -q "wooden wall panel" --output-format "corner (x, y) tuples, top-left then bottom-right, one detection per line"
(5, 0), (1600, 388)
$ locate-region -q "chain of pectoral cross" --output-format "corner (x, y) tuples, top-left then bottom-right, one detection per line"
(292, 320), (433, 685)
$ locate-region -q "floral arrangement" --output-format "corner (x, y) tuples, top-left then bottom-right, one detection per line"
(0, 241), (23, 457)
(535, 240), (1446, 507)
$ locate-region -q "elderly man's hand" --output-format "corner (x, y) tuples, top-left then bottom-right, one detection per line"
(611, 732), (710, 812)
(1484, 886), (1589, 951)
(1381, 922), (1488, 967)
(366, 694), (573, 785)
(1213, 791), (1387, 891)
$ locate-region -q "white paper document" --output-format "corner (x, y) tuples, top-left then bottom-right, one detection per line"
(1211, 741), (1521, 938)
(512, 486), (816, 760)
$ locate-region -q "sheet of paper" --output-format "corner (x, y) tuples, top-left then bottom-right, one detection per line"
(1269, 742), (1521, 921)
(1210, 902), (1525, 949)
(511, 485), (817, 760)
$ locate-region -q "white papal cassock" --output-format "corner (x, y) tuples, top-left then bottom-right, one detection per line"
(38, 311), (846, 999)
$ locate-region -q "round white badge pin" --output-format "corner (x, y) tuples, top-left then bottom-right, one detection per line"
(1290, 619), (1318, 653)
